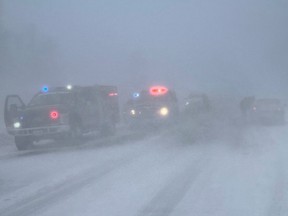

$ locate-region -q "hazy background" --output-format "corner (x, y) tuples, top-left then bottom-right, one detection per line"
(1, 0), (288, 104)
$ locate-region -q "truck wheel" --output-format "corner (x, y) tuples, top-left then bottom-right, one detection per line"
(15, 136), (33, 151)
(100, 121), (116, 137)
(67, 123), (83, 145)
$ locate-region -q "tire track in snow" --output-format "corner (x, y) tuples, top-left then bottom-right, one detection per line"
(0, 138), (160, 216)
(267, 161), (288, 216)
(137, 154), (210, 216)
(0, 130), (149, 161)
(1, 161), (128, 216)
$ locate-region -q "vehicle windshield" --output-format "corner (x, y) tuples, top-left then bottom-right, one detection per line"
(28, 92), (74, 107)
(134, 91), (176, 105)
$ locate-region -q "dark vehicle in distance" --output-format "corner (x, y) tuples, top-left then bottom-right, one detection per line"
(248, 98), (286, 125)
(183, 93), (211, 115)
(4, 85), (120, 150)
(124, 86), (179, 128)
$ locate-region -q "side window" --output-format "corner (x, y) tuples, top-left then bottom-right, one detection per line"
(7, 97), (25, 110)
(76, 90), (90, 105)
(62, 93), (75, 106)
(78, 90), (98, 108)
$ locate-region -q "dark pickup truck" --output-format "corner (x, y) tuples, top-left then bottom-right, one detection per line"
(4, 85), (120, 150)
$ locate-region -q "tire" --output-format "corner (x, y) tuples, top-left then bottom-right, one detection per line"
(15, 136), (33, 151)
(66, 116), (83, 145)
(100, 121), (116, 137)
(66, 123), (83, 145)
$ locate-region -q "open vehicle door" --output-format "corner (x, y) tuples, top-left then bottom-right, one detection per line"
(4, 95), (26, 128)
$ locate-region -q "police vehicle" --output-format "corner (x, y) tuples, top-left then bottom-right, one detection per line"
(4, 85), (120, 150)
(124, 86), (179, 127)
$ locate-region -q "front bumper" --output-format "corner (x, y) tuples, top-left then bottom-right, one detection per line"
(7, 125), (70, 137)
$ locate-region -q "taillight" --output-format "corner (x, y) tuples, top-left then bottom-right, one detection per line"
(50, 110), (59, 120)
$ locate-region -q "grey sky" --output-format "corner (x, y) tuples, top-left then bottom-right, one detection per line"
(2, 0), (288, 98)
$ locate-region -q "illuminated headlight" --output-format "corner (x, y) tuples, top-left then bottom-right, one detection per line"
(66, 85), (73, 90)
(185, 101), (190, 106)
(14, 122), (21, 129)
(130, 109), (136, 115)
(159, 107), (169, 116)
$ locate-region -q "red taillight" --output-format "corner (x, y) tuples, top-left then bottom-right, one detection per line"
(50, 110), (59, 120)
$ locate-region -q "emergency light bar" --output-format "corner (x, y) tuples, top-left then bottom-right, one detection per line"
(109, 92), (118, 96)
(42, 86), (49, 93)
(149, 86), (168, 96)
(133, 92), (140, 98)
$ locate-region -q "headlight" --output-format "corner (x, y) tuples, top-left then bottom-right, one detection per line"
(130, 109), (136, 115)
(13, 122), (21, 129)
(159, 107), (169, 116)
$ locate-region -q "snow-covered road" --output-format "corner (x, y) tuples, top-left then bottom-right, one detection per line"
(0, 124), (288, 216)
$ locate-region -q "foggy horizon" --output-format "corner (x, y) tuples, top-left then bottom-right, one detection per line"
(1, 0), (288, 99)
(1, 2), (288, 215)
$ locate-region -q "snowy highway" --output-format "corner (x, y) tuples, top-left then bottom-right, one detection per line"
(1, 122), (288, 216)
(1, 0), (287, 215)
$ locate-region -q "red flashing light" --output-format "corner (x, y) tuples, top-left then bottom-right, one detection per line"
(149, 86), (168, 96)
(50, 110), (59, 120)
(109, 92), (118, 96)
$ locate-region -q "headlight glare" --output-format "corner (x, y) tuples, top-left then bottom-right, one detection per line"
(159, 107), (169, 116)
(130, 109), (136, 115)
(14, 122), (21, 129)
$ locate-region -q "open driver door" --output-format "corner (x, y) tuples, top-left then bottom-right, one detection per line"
(4, 95), (25, 129)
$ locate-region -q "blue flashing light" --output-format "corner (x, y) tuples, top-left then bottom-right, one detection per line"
(133, 92), (140, 98)
(42, 86), (49, 93)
